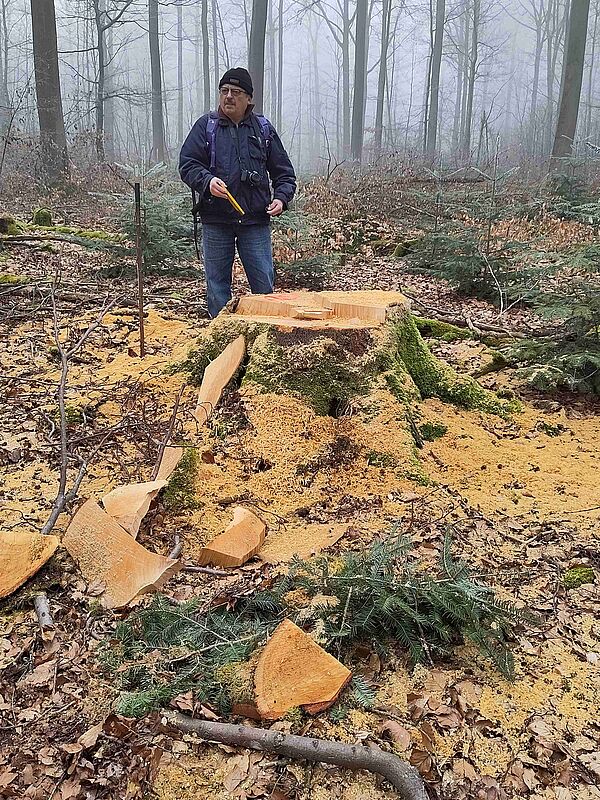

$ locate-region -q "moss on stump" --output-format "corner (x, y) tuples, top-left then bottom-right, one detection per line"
(180, 300), (517, 419)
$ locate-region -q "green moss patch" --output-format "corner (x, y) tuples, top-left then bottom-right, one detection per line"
(563, 566), (595, 589)
(415, 316), (471, 342)
(419, 422), (448, 441)
(162, 447), (201, 511)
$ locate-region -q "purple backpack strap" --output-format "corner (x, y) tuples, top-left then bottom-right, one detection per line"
(254, 114), (271, 155)
(206, 112), (219, 170)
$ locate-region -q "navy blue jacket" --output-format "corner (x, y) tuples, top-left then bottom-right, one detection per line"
(179, 109), (296, 225)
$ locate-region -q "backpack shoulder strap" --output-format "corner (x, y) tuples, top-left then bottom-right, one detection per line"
(252, 114), (272, 155)
(206, 111), (219, 170)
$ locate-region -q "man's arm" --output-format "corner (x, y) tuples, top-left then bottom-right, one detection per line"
(179, 116), (213, 197)
(266, 126), (297, 210)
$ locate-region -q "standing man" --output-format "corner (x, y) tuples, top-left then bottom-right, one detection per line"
(179, 67), (296, 317)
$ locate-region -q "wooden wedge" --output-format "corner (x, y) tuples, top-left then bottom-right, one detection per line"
(0, 531), (60, 599)
(198, 506), (266, 568)
(63, 499), (180, 608)
(101, 479), (167, 538)
(194, 335), (246, 426)
(254, 619), (351, 720)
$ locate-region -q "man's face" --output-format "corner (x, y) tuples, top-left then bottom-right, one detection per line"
(219, 84), (251, 119)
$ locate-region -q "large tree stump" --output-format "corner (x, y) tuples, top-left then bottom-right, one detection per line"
(182, 290), (514, 419)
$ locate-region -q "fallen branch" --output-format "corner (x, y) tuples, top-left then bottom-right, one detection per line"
(404, 292), (527, 339)
(33, 592), (54, 631)
(165, 711), (427, 799)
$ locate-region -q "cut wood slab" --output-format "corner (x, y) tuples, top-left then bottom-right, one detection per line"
(198, 506), (266, 568)
(235, 290), (408, 330)
(63, 499), (180, 609)
(258, 523), (348, 564)
(0, 531), (60, 599)
(194, 335), (246, 425)
(155, 445), (184, 482)
(254, 619), (351, 720)
(102, 479), (167, 538)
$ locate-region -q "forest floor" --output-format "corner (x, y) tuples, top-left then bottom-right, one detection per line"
(0, 173), (599, 800)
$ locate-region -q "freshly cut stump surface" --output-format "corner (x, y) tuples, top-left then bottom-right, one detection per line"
(254, 619), (352, 719)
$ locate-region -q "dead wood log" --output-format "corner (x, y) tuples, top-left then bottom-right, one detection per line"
(33, 592), (54, 630)
(165, 711), (428, 799)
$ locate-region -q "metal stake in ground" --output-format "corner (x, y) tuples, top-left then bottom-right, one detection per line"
(134, 181), (145, 357)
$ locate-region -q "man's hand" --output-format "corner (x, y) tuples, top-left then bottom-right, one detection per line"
(266, 199), (284, 216)
(210, 177), (229, 198)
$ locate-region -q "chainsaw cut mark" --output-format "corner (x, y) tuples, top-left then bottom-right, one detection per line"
(198, 506), (266, 568)
(254, 619), (352, 720)
(0, 531), (60, 598)
(63, 499), (180, 608)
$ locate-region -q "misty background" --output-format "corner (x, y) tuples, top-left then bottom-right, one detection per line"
(0, 0), (597, 180)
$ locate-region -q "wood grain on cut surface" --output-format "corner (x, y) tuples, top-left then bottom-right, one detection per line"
(101, 479), (167, 538)
(198, 506), (266, 568)
(155, 445), (184, 482)
(194, 335), (246, 425)
(234, 290), (408, 329)
(254, 619), (352, 720)
(0, 531), (60, 599)
(63, 499), (180, 608)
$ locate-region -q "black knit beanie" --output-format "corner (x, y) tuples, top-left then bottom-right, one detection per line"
(219, 67), (253, 97)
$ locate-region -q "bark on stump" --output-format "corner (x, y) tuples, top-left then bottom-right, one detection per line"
(183, 290), (515, 421)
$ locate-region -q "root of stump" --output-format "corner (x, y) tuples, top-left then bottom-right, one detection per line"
(165, 711), (428, 799)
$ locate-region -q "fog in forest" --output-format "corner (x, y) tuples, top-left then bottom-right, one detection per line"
(0, 0), (597, 178)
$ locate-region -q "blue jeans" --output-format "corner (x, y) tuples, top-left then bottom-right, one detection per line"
(202, 223), (274, 317)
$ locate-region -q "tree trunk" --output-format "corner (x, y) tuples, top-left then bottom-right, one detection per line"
(461, 0), (479, 160)
(249, 0), (268, 114)
(374, 0), (392, 155)
(584, 0), (598, 138)
(202, 0), (211, 113)
(276, 0), (283, 130)
(177, 2), (184, 144)
(267, 0), (276, 120)
(342, 0), (351, 155)
(148, 0), (167, 163)
(425, 0), (446, 159)
(94, 0), (106, 161)
(104, 16), (115, 160)
(211, 0), (219, 97)
(30, 0), (68, 183)
(551, 0), (591, 164)
(0, 0), (9, 133)
(350, 0), (368, 162)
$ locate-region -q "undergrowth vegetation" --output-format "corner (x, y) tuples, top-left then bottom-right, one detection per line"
(101, 535), (525, 717)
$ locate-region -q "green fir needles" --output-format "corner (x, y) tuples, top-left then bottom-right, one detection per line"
(102, 536), (524, 716)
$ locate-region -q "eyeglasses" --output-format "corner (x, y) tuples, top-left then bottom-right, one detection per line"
(219, 86), (245, 97)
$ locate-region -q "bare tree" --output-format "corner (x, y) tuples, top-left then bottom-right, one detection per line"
(374, 0), (392, 155)
(30, 0), (68, 182)
(425, 0), (446, 158)
(176, 1), (183, 143)
(149, 0), (167, 162)
(551, 0), (591, 163)
(350, 0), (368, 161)
(249, 0), (268, 113)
